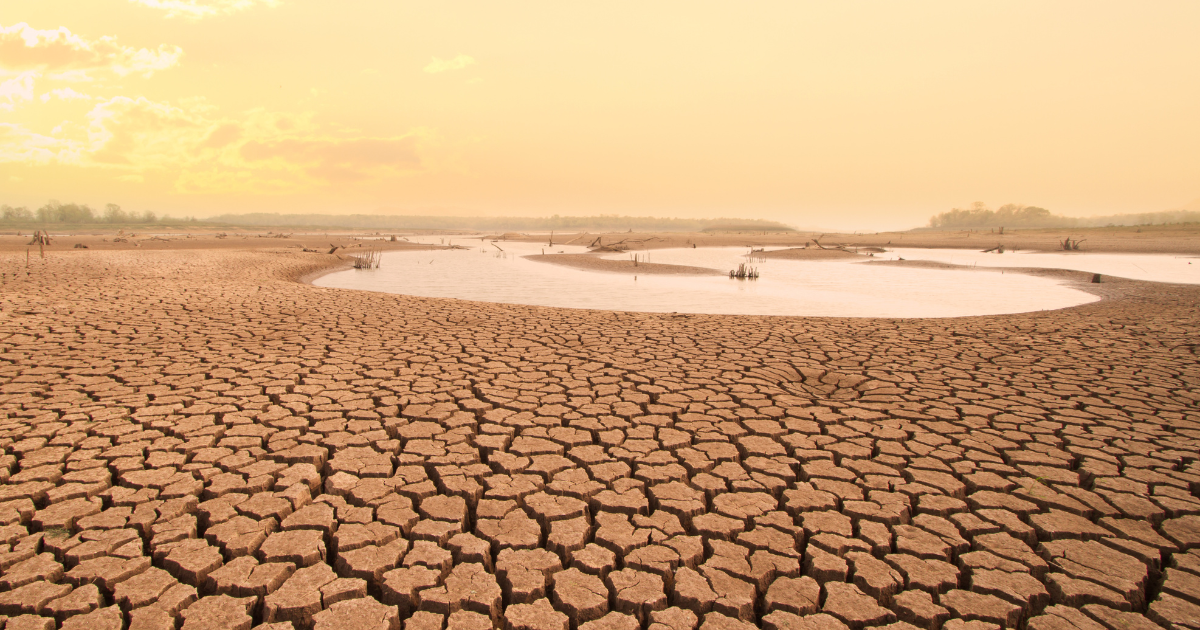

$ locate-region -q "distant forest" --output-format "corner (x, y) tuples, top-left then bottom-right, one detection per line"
(205, 212), (797, 232)
(1, 201), (180, 224)
(929, 202), (1200, 229)
(2, 204), (793, 231)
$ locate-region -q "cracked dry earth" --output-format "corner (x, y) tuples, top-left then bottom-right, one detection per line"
(0, 249), (1198, 630)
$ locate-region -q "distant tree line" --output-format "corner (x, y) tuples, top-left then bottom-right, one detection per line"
(205, 212), (797, 232)
(0, 201), (181, 224)
(929, 202), (1200, 229)
(929, 202), (1058, 228)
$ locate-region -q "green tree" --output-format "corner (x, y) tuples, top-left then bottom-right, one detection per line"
(1, 205), (33, 221)
(35, 201), (96, 223)
(104, 203), (127, 223)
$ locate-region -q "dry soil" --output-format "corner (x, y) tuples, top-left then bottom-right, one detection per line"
(0, 235), (1196, 630)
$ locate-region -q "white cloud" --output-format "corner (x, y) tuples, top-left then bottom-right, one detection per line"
(0, 95), (424, 193)
(0, 22), (182, 78)
(0, 121), (85, 163)
(127, 0), (281, 20)
(424, 55), (476, 74)
(84, 96), (208, 166)
(46, 70), (94, 82)
(0, 72), (36, 111)
(40, 87), (93, 103)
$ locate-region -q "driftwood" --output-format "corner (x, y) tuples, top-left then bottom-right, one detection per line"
(1060, 237), (1085, 251)
(981, 244), (1005, 253)
(589, 236), (660, 253)
(28, 230), (50, 259)
(811, 235), (855, 253)
(328, 244), (342, 255)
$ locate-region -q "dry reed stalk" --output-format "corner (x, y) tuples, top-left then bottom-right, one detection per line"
(352, 248), (382, 269)
(729, 262), (759, 279)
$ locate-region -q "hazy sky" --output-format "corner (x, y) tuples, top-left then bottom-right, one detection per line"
(2, 1), (1198, 230)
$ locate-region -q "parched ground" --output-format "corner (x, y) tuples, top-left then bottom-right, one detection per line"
(0, 247), (1198, 630)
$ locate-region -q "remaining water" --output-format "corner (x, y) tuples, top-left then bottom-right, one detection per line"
(315, 240), (1108, 318)
(877, 248), (1199, 285)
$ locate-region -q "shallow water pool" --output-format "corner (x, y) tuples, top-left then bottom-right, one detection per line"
(877, 248), (1199, 284)
(315, 241), (1103, 318)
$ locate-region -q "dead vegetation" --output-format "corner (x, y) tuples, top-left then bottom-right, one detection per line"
(729, 262), (759, 279)
(809, 235), (863, 253)
(1060, 236), (1086, 250)
(27, 230), (51, 247)
(351, 248), (382, 269)
(587, 236), (661, 252)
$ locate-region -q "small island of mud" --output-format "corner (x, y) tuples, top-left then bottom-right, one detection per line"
(752, 247), (867, 260)
(525, 253), (723, 275)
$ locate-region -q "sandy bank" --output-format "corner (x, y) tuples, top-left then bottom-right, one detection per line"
(525, 253), (723, 275)
(752, 247), (866, 260)
(6, 223), (1200, 256)
(494, 223), (1200, 255)
(0, 231), (455, 254)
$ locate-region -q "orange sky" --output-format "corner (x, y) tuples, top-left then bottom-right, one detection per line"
(2, 1), (1198, 230)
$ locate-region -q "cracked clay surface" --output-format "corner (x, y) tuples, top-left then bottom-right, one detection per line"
(0, 247), (1197, 630)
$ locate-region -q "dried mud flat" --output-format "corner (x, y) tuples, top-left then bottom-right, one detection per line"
(0, 247), (1198, 630)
